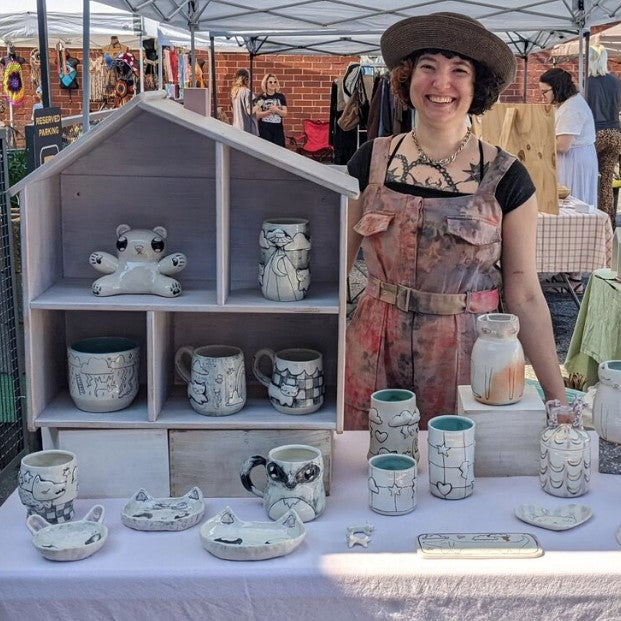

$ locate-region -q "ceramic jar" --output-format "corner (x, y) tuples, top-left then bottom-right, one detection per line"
(367, 389), (420, 461)
(540, 399), (591, 497)
(470, 313), (525, 405)
(593, 361), (621, 443)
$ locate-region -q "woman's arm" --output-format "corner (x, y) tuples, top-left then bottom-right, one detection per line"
(347, 196), (363, 273)
(501, 194), (568, 404)
(556, 134), (575, 153)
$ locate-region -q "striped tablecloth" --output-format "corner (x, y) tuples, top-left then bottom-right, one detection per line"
(536, 206), (613, 273)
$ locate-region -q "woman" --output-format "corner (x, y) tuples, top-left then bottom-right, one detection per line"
(539, 68), (598, 210)
(586, 44), (621, 229)
(253, 73), (288, 147)
(345, 12), (567, 430)
(230, 68), (258, 136)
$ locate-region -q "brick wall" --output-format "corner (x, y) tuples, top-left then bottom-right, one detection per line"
(2, 42), (621, 148)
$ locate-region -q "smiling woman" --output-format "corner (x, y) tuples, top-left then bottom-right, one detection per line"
(344, 11), (568, 430)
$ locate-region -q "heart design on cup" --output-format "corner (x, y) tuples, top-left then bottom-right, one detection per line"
(375, 430), (388, 443)
(436, 482), (453, 497)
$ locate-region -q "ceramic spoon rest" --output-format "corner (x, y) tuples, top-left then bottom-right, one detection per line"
(27, 505), (107, 561)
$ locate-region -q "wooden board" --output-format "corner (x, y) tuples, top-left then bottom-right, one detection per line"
(473, 103), (558, 215)
(169, 429), (333, 497)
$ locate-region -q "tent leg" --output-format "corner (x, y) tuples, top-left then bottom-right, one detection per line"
(37, 0), (51, 107)
(210, 36), (217, 118)
(81, 0), (91, 133)
(522, 55), (528, 103)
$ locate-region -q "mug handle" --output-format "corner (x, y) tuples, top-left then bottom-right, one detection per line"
(26, 513), (50, 535)
(174, 346), (195, 384)
(252, 348), (275, 387)
(240, 455), (267, 498)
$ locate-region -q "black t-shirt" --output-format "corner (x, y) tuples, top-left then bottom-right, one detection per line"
(253, 92), (287, 124)
(347, 138), (535, 215)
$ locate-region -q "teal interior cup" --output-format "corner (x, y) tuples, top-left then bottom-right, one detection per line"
(372, 389), (415, 403)
(69, 336), (138, 354)
(428, 415), (474, 432)
(369, 454), (416, 471)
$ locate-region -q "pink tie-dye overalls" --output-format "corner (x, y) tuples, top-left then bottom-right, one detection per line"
(345, 137), (517, 429)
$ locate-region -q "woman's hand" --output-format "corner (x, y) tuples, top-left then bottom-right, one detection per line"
(501, 194), (568, 404)
(556, 134), (575, 154)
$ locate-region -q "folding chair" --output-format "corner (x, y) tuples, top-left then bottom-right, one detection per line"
(288, 119), (334, 163)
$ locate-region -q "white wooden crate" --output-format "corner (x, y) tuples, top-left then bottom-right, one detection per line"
(457, 384), (546, 477)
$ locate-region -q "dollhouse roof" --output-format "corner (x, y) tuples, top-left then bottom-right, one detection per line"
(10, 91), (359, 198)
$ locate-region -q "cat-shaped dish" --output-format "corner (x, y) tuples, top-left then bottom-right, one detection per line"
(27, 505), (107, 561)
(121, 487), (204, 531)
(200, 507), (306, 561)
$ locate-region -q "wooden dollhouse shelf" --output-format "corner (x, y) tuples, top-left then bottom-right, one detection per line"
(30, 279), (340, 313)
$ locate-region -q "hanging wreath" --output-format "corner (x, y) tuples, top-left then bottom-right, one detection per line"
(30, 48), (41, 87)
(3, 60), (25, 106)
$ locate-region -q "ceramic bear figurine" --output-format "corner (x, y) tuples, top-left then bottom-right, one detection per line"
(89, 224), (187, 297)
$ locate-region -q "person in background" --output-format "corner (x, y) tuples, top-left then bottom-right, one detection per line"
(31, 85), (43, 120)
(586, 44), (621, 229)
(253, 74), (288, 147)
(230, 68), (258, 136)
(539, 68), (598, 294)
(345, 12), (567, 430)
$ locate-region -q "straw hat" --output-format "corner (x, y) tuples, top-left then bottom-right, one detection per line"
(380, 12), (516, 91)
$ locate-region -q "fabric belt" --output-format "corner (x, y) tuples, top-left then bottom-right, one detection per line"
(366, 275), (499, 315)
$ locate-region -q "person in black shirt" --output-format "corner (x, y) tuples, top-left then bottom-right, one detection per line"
(253, 74), (288, 147)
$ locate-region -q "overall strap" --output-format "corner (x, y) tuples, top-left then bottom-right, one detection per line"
(368, 136), (395, 186)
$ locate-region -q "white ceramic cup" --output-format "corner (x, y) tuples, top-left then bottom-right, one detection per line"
(240, 444), (325, 522)
(427, 415), (476, 500)
(368, 454), (417, 515)
(67, 336), (139, 412)
(258, 218), (311, 302)
(175, 345), (246, 416)
(252, 348), (324, 414)
(367, 388), (420, 461)
(18, 450), (78, 523)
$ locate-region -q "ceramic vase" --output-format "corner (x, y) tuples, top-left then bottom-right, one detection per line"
(592, 360), (621, 473)
(470, 313), (525, 405)
(367, 389), (420, 461)
(258, 218), (311, 302)
(540, 399), (591, 497)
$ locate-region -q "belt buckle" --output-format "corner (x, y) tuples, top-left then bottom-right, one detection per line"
(395, 285), (412, 312)
(378, 281), (398, 304)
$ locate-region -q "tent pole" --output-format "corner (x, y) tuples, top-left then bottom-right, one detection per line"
(157, 38), (163, 90)
(522, 55), (528, 103)
(249, 53), (254, 93)
(210, 35), (217, 118)
(139, 17), (145, 94)
(190, 23), (196, 87)
(81, 0), (90, 133)
(36, 0), (51, 107)
(578, 25), (585, 91)
(584, 31), (591, 98)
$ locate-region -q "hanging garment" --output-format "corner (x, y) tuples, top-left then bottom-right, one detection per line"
(345, 138), (513, 430)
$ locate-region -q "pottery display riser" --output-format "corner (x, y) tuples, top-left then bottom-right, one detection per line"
(457, 384), (546, 477)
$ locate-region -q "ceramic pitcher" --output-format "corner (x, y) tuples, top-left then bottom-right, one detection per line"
(470, 313), (525, 405)
(367, 389), (420, 461)
(593, 360), (621, 444)
(540, 399), (591, 497)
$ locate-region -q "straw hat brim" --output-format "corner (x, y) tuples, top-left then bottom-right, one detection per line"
(380, 12), (516, 91)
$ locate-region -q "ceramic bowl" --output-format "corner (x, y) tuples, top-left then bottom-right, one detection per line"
(514, 503), (592, 531)
(26, 505), (107, 561)
(121, 487), (205, 531)
(200, 507), (306, 561)
(558, 185), (571, 199)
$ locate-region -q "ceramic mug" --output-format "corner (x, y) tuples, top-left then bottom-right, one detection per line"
(18, 450), (78, 523)
(427, 415), (476, 500)
(367, 388), (420, 461)
(67, 336), (139, 412)
(252, 348), (324, 414)
(240, 444), (325, 522)
(368, 454), (417, 515)
(258, 218), (311, 302)
(175, 345), (246, 416)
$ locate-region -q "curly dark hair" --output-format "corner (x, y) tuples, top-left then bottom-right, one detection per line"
(539, 68), (578, 104)
(389, 48), (503, 116)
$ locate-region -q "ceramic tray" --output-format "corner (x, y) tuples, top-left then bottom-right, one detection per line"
(121, 487), (204, 531)
(26, 505), (107, 562)
(514, 504), (592, 531)
(418, 533), (543, 559)
(200, 507), (306, 561)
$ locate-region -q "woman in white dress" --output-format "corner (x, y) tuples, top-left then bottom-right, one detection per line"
(539, 68), (598, 209)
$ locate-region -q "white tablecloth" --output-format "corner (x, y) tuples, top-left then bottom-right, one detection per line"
(2, 431), (621, 621)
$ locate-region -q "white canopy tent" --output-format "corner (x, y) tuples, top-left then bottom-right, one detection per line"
(551, 22), (621, 58)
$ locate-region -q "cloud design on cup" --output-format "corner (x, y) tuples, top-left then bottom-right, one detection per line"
(368, 407), (383, 425)
(388, 410), (419, 427)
